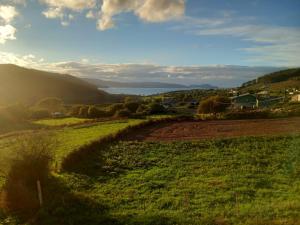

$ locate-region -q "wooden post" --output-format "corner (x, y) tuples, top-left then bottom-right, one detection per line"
(235, 192), (239, 217)
(37, 180), (43, 207)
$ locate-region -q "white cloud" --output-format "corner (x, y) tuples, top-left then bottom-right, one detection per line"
(1, 0), (26, 5)
(40, 0), (96, 25)
(0, 5), (18, 24)
(43, 7), (63, 19)
(86, 10), (96, 19)
(0, 24), (16, 44)
(0, 5), (18, 44)
(40, 0), (96, 12)
(193, 25), (300, 67)
(98, 0), (185, 30)
(136, 0), (185, 22)
(0, 51), (283, 87)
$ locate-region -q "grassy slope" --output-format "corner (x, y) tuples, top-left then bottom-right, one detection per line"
(38, 136), (300, 225)
(240, 68), (300, 93)
(0, 119), (144, 185)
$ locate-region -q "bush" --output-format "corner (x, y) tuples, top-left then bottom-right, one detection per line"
(1, 135), (54, 218)
(124, 102), (140, 113)
(78, 106), (89, 117)
(30, 109), (50, 119)
(69, 105), (82, 116)
(108, 103), (124, 116)
(198, 96), (231, 114)
(0, 104), (29, 123)
(88, 106), (107, 118)
(36, 97), (64, 113)
(149, 103), (166, 114)
(115, 109), (131, 118)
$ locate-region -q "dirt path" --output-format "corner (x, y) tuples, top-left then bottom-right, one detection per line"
(125, 117), (300, 141)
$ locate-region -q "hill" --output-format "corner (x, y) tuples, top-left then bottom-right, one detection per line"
(84, 78), (217, 89)
(0, 64), (116, 105)
(240, 68), (300, 92)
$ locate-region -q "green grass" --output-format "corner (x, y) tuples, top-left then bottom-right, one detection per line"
(53, 119), (144, 165)
(32, 135), (300, 225)
(0, 119), (145, 186)
(34, 117), (92, 127)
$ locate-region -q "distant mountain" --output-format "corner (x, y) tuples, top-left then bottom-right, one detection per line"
(83, 78), (217, 89)
(240, 68), (300, 91)
(189, 84), (218, 89)
(0, 64), (117, 106)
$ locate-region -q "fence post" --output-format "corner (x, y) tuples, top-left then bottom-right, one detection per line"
(37, 180), (43, 207)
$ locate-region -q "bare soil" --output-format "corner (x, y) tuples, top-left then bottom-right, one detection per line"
(125, 117), (300, 141)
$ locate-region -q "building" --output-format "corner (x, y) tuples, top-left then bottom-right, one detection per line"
(231, 93), (257, 109)
(291, 94), (300, 102)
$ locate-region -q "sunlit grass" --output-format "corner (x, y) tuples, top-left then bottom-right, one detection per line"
(50, 136), (300, 225)
(33, 117), (92, 127)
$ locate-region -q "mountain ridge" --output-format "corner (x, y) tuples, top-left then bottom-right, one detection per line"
(0, 64), (117, 106)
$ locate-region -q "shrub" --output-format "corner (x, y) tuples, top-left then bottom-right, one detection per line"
(69, 105), (81, 116)
(30, 109), (50, 119)
(136, 105), (149, 115)
(78, 106), (89, 117)
(124, 102), (140, 113)
(1, 134), (54, 218)
(198, 96), (231, 114)
(88, 106), (107, 118)
(36, 97), (64, 113)
(149, 103), (166, 114)
(115, 109), (131, 118)
(108, 103), (124, 116)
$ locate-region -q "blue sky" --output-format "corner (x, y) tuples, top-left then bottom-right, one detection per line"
(0, 0), (299, 86)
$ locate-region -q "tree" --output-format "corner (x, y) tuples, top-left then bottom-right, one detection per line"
(36, 98), (63, 113)
(125, 102), (140, 113)
(78, 106), (89, 117)
(87, 106), (107, 118)
(198, 96), (231, 115)
(149, 103), (166, 114)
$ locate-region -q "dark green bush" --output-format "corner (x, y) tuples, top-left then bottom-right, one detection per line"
(149, 103), (166, 114)
(115, 109), (131, 118)
(1, 135), (54, 218)
(36, 97), (64, 113)
(198, 96), (231, 114)
(108, 103), (124, 116)
(30, 109), (50, 119)
(78, 106), (89, 117)
(87, 106), (107, 118)
(69, 105), (81, 116)
(124, 102), (140, 113)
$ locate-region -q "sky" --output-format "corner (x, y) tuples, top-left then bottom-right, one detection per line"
(0, 0), (299, 87)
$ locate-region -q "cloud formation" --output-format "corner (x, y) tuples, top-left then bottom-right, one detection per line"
(98, 0), (185, 30)
(0, 51), (282, 87)
(0, 5), (18, 44)
(0, 5), (18, 23)
(175, 13), (300, 67)
(40, 0), (95, 25)
(0, 25), (16, 43)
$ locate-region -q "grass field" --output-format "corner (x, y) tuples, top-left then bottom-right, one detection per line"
(0, 119), (145, 186)
(29, 135), (300, 225)
(34, 117), (93, 127)
(1, 117), (300, 225)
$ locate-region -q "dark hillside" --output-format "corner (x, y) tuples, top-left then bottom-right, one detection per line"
(0, 64), (116, 105)
(240, 68), (300, 92)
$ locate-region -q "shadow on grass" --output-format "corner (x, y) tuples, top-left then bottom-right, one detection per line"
(33, 175), (118, 225)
